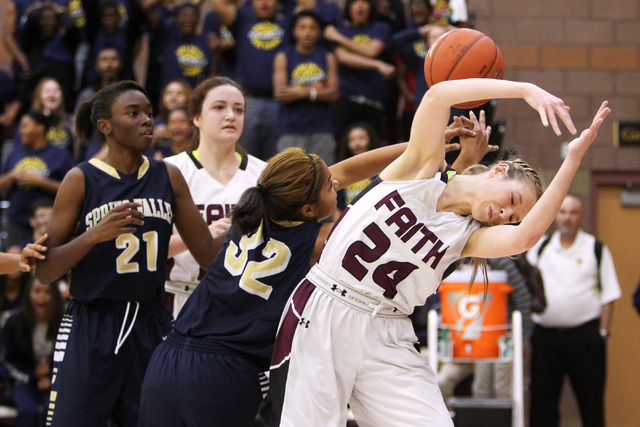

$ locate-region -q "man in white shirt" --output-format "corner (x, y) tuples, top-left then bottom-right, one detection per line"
(526, 195), (621, 427)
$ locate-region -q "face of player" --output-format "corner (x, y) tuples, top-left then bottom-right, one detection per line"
(349, 0), (371, 25)
(193, 84), (245, 147)
(96, 49), (122, 80)
(40, 79), (63, 112)
(103, 90), (154, 152)
(294, 16), (320, 50)
(312, 163), (339, 221)
(555, 195), (583, 237)
(253, 0), (278, 20)
(19, 115), (46, 147)
(163, 82), (190, 112)
(167, 109), (191, 143)
(347, 127), (370, 155)
(471, 168), (537, 226)
(30, 279), (52, 322)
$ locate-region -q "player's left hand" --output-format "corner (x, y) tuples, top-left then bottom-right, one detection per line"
(566, 101), (610, 159)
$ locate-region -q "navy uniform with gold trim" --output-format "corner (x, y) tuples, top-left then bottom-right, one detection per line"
(46, 157), (174, 427)
(139, 217), (322, 427)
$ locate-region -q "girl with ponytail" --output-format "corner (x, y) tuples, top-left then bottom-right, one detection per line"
(140, 108), (491, 425)
(260, 78), (610, 427)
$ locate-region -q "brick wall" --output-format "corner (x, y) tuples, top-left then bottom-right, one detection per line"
(469, 0), (640, 180)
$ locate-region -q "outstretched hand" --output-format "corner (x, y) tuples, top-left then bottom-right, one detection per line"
(566, 101), (611, 159)
(20, 234), (48, 272)
(523, 83), (577, 136)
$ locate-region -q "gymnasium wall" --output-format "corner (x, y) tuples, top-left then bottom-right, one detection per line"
(470, 0), (640, 222)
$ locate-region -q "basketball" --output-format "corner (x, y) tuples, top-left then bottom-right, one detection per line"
(424, 28), (505, 109)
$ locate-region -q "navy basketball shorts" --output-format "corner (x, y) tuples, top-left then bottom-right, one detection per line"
(139, 331), (265, 427)
(46, 298), (172, 427)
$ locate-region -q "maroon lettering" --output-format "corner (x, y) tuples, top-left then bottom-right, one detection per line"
(374, 190), (405, 211)
(385, 207), (417, 238)
(372, 261), (419, 298)
(411, 226), (438, 254)
(342, 223), (390, 281)
(421, 239), (448, 268)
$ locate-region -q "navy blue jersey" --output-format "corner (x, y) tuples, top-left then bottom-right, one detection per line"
(174, 218), (322, 369)
(70, 157), (174, 303)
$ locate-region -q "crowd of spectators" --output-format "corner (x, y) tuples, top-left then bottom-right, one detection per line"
(0, 0), (471, 423)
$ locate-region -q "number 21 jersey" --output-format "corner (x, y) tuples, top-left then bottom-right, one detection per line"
(70, 157), (174, 304)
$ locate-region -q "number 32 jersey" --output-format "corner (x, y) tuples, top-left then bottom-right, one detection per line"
(70, 157), (174, 304)
(319, 173), (481, 314)
(174, 219), (322, 370)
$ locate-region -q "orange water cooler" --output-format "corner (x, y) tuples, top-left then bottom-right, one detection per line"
(426, 266), (525, 427)
(438, 267), (513, 360)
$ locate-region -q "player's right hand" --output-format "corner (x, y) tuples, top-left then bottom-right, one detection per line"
(90, 202), (145, 243)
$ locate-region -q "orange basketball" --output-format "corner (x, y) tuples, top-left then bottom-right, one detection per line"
(424, 28), (505, 109)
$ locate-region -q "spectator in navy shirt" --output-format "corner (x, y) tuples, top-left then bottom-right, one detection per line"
(16, 2), (81, 111)
(323, 0), (394, 159)
(143, 1), (214, 110)
(0, 110), (73, 247)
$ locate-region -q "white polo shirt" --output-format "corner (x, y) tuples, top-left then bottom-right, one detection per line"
(526, 230), (621, 328)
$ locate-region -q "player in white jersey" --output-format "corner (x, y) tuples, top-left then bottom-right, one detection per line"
(164, 77), (267, 317)
(259, 78), (611, 426)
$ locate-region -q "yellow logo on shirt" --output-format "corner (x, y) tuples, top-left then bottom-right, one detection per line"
(175, 45), (207, 77)
(413, 40), (428, 58)
(291, 62), (325, 86)
(249, 22), (284, 50)
(353, 34), (372, 45)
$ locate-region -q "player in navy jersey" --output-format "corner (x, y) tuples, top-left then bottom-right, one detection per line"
(137, 98), (494, 426)
(34, 81), (221, 427)
(259, 79), (610, 426)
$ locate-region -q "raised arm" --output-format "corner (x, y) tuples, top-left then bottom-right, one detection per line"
(381, 79), (577, 183)
(329, 143), (407, 190)
(462, 101), (610, 259)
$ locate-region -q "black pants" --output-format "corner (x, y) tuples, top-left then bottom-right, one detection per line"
(530, 319), (606, 427)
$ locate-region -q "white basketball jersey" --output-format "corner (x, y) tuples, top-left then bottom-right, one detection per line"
(165, 151), (266, 283)
(318, 174), (480, 314)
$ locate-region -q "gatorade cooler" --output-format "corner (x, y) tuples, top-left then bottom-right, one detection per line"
(438, 267), (513, 359)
